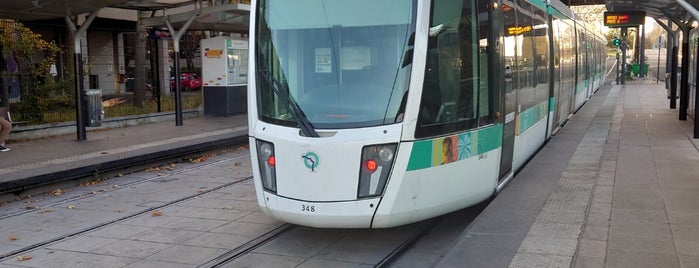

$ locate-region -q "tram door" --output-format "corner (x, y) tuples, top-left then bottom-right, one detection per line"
(498, 0), (517, 182)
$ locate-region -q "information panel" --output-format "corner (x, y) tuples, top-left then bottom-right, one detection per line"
(604, 11), (645, 27)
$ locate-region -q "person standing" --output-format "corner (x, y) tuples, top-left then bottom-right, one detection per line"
(0, 107), (11, 152)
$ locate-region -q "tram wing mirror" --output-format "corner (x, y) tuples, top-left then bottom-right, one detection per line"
(401, 32), (415, 68)
(401, 49), (413, 68)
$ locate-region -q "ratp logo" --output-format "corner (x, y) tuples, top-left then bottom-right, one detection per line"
(302, 151), (320, 172)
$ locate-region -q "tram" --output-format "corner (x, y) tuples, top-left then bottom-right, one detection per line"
(247, 0), (607, 228)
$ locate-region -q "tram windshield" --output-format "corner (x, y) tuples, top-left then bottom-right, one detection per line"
(255, 0), (417, 129)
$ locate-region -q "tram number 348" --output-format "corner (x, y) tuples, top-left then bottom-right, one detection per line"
(301, 204), (316, 213)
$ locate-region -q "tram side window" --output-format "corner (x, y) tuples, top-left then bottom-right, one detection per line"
(416, 0), (479, 138)
(477, 0), (496, 126)
(513, 0), (548, 113)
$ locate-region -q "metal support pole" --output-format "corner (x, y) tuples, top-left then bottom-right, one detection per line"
(174, 51), (182, 125)
(657, 36), (661, 83)
(640, 25), (646, 77)
(165, 15), (196, 127)
(73, 52), (86, 141)
(660, 14), (683, 109)
(680, 28), (689, 120)
(671, 39), (679, 108)
(616, 50), (620, 85)
(667, 21), (673, 72)
(634, 27), (640, 66)
(621, 27), (627, 85)
(695, 40), (699, 137)
(65, 12), (98, 141)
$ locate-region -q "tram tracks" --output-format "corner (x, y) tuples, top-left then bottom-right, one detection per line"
(201, 223), (296, 267)
(0, 155), (254, 261)
(0, 150), (247, 220)
(200, 217), (445, 268)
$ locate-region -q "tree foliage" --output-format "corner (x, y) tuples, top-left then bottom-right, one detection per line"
(0, 19), (62, 123)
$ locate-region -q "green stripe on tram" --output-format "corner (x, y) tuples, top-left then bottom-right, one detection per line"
(406, 124), (503, 171)
(518, 101), (549, 134)
(549, 97), (556, 112)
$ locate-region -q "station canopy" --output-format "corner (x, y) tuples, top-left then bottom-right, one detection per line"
(570, 0), (698, 23)
(0, 0), (130, 20)
(0, 0), (249, 33)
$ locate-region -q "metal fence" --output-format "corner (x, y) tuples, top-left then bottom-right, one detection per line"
(0, 20), (203, 126)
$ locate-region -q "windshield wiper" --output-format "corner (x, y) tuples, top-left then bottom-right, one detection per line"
(257, 68), (319, 138)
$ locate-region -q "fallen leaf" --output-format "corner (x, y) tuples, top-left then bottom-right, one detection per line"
(17, 255), (31, 261)
(80, 179), (102, 187)
(151, 210), (163, 216)
(67, 205), (75, 209)
(37, 209), (54, 214)
(9, 235), (18, 241)
(116, 173), (124, 177)
(51, 189), (64, 196)
(234, 162), (242, 166)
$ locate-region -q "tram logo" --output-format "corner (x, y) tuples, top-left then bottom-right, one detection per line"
(302, 151), (320, 172)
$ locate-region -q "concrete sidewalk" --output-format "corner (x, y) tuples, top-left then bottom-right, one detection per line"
(0, 115), (249, 194)
(433, 78), (699, 268)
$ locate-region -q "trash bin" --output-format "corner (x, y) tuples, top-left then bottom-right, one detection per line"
(85, 89), (104, 127)
(631, 64), (649, 76)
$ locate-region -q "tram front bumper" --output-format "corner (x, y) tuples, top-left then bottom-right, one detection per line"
(262, 192), (380, 228)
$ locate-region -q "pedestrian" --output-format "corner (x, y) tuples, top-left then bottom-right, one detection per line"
(0, 106), (11, 152)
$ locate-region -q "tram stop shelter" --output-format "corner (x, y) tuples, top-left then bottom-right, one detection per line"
(0, 0), (249, 139)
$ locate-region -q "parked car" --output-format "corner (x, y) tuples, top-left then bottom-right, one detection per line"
(170, 72), (202, 91)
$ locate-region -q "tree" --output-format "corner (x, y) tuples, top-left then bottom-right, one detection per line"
(180, 30), (204, 73)
(0, 19), (61, 123)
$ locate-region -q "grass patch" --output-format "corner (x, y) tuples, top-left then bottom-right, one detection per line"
(104, 93), (202, 118)
(34, 93), (202, 125)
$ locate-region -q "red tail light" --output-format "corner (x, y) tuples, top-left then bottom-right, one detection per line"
(365, 159), (378, 172)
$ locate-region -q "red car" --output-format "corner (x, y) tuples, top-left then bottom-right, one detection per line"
(170, 72), (202, 91)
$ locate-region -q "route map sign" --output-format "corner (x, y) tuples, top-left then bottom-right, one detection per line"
(604, 11), (645, 27)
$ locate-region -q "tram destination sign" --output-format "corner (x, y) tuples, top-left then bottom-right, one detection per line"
(604, 11), (645, 27)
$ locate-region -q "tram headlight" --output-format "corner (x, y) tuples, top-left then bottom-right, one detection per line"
(256, 139), (277, 193)
(358, 143), (397, 198)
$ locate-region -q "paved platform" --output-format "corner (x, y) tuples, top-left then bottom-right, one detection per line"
(0, 114), (249, 194)
(432, 78), (699, 268)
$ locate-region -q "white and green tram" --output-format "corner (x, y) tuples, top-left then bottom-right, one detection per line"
(248, 0), (607, 228)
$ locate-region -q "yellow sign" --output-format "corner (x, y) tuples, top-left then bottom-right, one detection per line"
(507, 25), (532, 36)
(205, 49), (223, 58)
